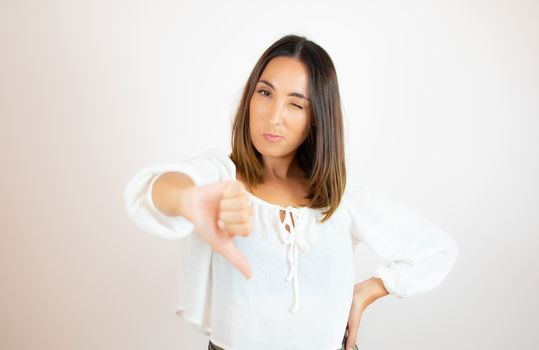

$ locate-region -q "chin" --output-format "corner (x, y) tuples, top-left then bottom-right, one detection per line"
(257, 145), (299, 160)
(253, 141), (281, 155)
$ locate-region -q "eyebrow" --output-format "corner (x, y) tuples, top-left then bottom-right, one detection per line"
(257, 79), (310, 101)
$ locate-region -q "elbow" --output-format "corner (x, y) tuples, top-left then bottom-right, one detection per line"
(123, 178), (140, 220)
(376, 236), (460, 299)
(420, 236), (460, 295)
(421, 235), (459, 293)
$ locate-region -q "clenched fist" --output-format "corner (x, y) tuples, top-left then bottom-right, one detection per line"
(182, 179), (254, 280)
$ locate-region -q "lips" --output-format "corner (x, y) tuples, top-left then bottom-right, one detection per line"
(263, 133), (284, 142)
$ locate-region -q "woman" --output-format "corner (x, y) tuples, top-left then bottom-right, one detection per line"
(124, 34), (458, 350)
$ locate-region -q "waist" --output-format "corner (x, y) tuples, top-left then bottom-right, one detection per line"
(208, 339), (358, 350)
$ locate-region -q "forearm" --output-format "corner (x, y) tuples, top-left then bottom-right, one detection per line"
(151, 172), (195, 220)
(353, 277), (389, 311)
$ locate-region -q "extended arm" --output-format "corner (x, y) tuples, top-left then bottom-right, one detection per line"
(151, 172), (195, 220)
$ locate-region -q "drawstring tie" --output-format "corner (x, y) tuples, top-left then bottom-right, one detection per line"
(276, 206), (311, 313)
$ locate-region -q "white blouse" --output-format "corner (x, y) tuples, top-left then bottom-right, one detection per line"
(123, 148), (458, 350)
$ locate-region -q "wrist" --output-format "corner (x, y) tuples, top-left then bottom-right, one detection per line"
(176, 186), (196, 223)
(353, 277), (389, 310)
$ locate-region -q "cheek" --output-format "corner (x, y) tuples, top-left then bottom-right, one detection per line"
(289, 114), (311, 138)
(249, 101), (259, 129)
(249, 97), (268, 130)
(250, 96), (265, 118)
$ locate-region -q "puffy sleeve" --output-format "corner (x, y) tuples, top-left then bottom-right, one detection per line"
(123, 148), (236, 240)
(342, 184), (459, 299)
(123, 148), (236, 336)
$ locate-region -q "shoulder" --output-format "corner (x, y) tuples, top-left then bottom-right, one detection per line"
(187, 148), (236, 184)
(199, 147), (231, 160)
(200, 147), (236, 171)
(340, 184), (397, 225)
(341, 184), (371, 209)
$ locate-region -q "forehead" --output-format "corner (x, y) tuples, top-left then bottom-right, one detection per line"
(259, 56), (309, 94)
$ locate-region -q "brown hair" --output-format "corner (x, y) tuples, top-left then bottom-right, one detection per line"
(229, 34), (346, 224)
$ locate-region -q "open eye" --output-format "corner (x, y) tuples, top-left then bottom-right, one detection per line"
(257, 89), (270, 97)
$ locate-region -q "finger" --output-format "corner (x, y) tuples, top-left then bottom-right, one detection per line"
(220, 195), (250, 211)
(217, 219), (235, 240)
(219, 208), (252, 224)
(222, 180), (245, 198)
(222, 222), (252, 237)
(217, 219), (226, 231)
(216, 240), (253, 280)
(218, 207), (253, 239)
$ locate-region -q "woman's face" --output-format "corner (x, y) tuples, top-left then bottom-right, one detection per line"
(249, 56), (312, 159)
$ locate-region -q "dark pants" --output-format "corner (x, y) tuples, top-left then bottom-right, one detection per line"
(207, 332), (359, 349)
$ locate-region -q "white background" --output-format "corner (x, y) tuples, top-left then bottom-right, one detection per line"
(1, 0), (537, 349)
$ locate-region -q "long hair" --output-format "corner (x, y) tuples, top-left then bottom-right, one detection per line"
(229, 34), (346, 224)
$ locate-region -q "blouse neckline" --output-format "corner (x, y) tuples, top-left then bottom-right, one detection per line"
(245, 190), (318, 213)
(244, 189), (316, 314)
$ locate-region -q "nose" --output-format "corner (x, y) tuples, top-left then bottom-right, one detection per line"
(269, 102), (283, 126)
